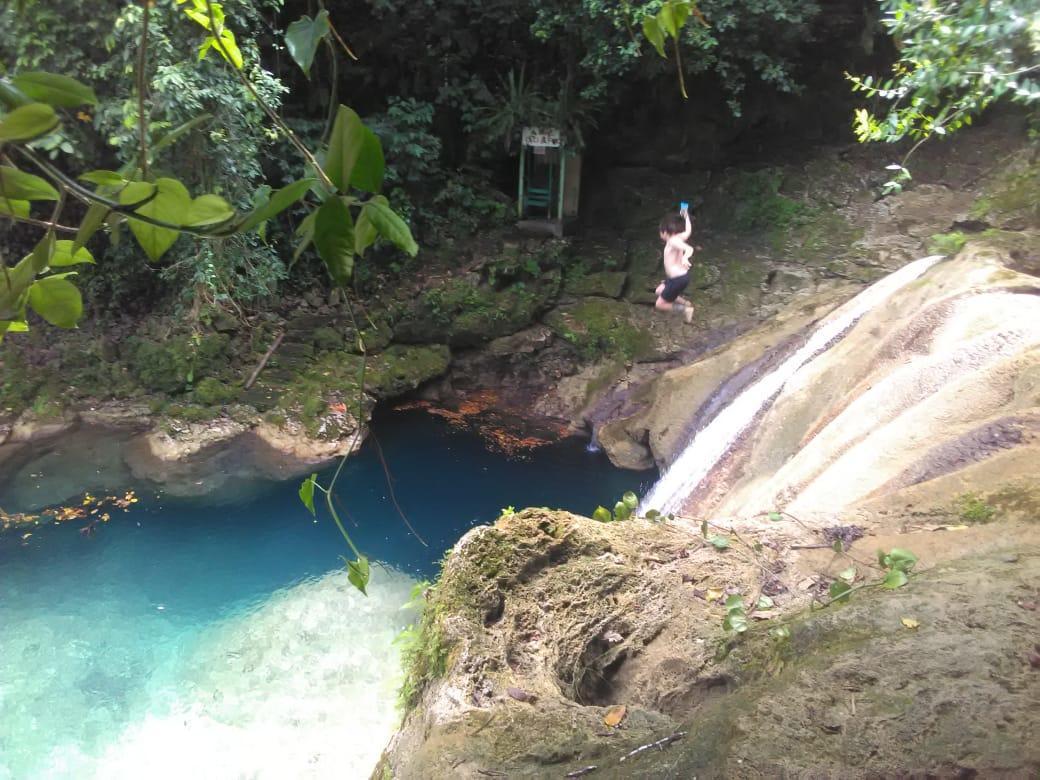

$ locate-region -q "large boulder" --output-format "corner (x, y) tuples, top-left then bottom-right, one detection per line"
(375, 508), (1040, 778)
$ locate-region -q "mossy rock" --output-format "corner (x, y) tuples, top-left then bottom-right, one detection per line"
(702, 167), (810, 233)
(564, 270), (628, 298)
(191, 377), (240, 406)
(971, 151), (1040, 230)
(396, 275), (560, 348)
(545, 298), (654, 361)
(366, 344), (451, 398)
(127, 332), (230, 394)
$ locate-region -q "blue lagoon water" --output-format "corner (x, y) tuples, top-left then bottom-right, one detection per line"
(0, 409), (651, 778)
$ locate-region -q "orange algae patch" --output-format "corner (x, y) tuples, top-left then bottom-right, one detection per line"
(395, 390), (568, 457)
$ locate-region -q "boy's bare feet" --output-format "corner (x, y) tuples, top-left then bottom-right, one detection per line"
(683, 304), (695, 324)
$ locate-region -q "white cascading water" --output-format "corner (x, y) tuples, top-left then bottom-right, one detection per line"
(641, 254), (947, 515)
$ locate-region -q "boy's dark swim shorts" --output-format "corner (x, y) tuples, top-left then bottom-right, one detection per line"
(661, 273), (690, 302)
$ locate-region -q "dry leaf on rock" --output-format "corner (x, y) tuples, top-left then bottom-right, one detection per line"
(603, 705), (627, 727)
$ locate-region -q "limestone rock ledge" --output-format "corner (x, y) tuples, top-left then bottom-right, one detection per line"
(375, 509), (1040, 779)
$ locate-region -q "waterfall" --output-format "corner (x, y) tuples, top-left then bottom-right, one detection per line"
(641, 255), (947, 515)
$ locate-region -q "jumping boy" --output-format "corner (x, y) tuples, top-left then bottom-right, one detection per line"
(655, 205), (695, 324)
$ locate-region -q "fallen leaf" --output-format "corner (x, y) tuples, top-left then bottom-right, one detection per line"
(900, 617), (919, 629)
(507, 687), (536, 703)
(751, 610), (778, 620)
(1027, 651), (1040, 669)
(1017, 600), (1036, 611)
(797, 577), (817, 591)
(603, 705), (627, 727)
(705, 588), (724, 601)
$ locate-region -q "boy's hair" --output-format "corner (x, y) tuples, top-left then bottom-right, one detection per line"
(659, 213), (685, 236)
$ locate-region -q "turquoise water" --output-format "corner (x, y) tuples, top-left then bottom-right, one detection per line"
(0, 409), (651, 778)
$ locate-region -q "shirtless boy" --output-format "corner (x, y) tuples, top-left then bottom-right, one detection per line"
(655, 206), (695, 323)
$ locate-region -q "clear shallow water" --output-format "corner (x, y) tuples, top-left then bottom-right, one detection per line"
(0, 409), (651, 779)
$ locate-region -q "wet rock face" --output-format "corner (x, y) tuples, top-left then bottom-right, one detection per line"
(702, 245), (1040, 519)
(602, 239), (1040, 521)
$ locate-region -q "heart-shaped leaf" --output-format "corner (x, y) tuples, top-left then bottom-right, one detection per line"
(28, 275), (82, 328)
(122, 177), (191, 261)
(285, 10), (330, 76)
(49, 240), (94, 267)
(346, 555), (370, 595)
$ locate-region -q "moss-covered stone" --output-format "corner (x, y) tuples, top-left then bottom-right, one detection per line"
(366, 344), (451, 398)
(191, 377), (240, 406)
(311, 326), (345, 352)
(545, 298), (654, 361)
(564, 270), (628, 298)
(971, 151), (1040, 229)
(395, 275), (560, 348)
(127, 332), (231, 394)
(703, 167), (810, 233)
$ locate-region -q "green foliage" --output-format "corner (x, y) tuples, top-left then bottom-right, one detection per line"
(708, 533), (731, 550)
(396, 590), (449, 711)
(592, 491), (640, 522)
(725, 169), (808, 232)
(927, 231), (967, 256)
(722, 594), (748, 633)
(849, 0), (1040, 150)
(192, 376), (238, 405)
(285, 10), (331, 77)
(641, 0), (703, 98)
(956, 492), (997, 524)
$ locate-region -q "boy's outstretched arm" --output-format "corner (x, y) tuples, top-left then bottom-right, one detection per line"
(678, 207), (692, 240)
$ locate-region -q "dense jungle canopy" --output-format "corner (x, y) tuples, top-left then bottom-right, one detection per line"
(0, 0), (1036, 324)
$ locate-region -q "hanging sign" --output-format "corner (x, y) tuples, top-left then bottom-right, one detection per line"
(522, 127), (562, 148)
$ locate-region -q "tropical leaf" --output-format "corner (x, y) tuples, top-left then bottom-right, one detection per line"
(313, 196), (355, 285)
(285, 10), (330, 76)
(0, 166), (59, 200)
(27, 275), (82, 328)
(11, 72), (97, 107)
(184, 194), (235, 226)
(360, 197), (417, 256)
(121, 178), (191, 261)
(0, 102), (59, 141)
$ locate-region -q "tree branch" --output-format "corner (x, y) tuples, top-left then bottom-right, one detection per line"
(136, 0), (152, 178)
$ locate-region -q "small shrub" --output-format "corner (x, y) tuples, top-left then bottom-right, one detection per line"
(957, 492), (996, 523)
(192, 377), (238, 406)
(927, 231), (967, 256)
